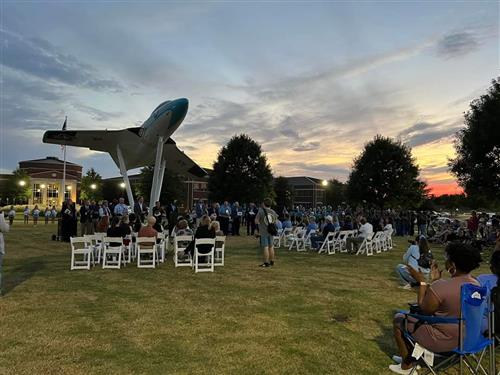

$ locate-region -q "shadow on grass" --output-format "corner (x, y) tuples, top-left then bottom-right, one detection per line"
(373, 318), (396, 360)
(3, 257), (46, 296)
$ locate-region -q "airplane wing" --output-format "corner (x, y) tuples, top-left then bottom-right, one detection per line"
(163, 139), (207, 179)
(42, 128), (145, 168)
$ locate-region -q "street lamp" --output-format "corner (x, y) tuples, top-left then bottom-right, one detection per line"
(90, 183), (97, 190)
(66, 185), (72, 190)
(321, 180), (328, 187)
(19, 180), (26, 186)
(40, 184), (46, 189)
(119, 182), (126, 188)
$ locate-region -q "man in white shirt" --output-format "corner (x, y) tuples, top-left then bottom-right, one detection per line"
(346, 217), (373, 253)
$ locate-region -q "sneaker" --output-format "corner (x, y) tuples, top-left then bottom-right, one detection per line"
(259, 263), (270, 268)
(269, 261), (274, 266)
(388, 363), (418, 374)
(398, 284), (412, 290)
(392, 355), (402, 364)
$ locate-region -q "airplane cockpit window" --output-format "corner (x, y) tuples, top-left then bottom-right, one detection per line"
(152, 101), (171, 114)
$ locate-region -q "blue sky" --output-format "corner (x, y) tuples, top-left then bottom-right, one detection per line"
(0, 1), (498, 194)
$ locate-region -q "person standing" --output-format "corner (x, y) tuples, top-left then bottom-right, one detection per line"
(90, 200), (99, 231)
(79, 200), (94, 236)
(7, 206), (15, 226)
(166, 200), (178, 234)
(134, 196), (148, 224)
(246, 203), (258, 236)
(219, 201), (231, 235)
(32, 205), (40, 226)
(23, 206), (30, 224)
(113, 197), (128, 217)
(61, 199), (77, 242)
(44, 207), (50, 224)
(231, 201), (243, 236)
(0, 211), (10, 296)
(195, 200), (205, 227)
(255, 198), (278, 268)
(50, 206), (57, 223)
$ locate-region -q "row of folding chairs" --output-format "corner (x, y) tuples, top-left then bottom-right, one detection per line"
(172, 234), (226, 273)
(317, 230), (393, 255)
(70, 233), (226, 273)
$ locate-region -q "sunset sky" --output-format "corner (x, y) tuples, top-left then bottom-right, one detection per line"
(1, 2), (498, 196)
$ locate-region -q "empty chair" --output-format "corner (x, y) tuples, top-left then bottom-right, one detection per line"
(173, 235), (193, 267)
(356, 233), (374, 256)
(194, 238), (216, 273)
(70, 236), (93, 270)
(136, 237), (157, 268)
(318, 231), (339, 255)
(214, 236), (226, 266)
(156, 232), (167, 263)
(102, 237), (124, 269)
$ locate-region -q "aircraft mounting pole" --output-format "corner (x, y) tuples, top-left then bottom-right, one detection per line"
(116, 145), (135, 208)
(149, 137), (164, 213)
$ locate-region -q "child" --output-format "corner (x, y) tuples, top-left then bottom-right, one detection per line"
(32, 205), (40, 226)
(51, 206), (57, 223)
(23, 206), (30, 224)
(44, 207), (50, 224)
(8, 206), (15, 226)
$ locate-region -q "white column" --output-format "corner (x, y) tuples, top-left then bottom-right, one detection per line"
(149, 137), (164, 213)
(116, 145), (135, 207)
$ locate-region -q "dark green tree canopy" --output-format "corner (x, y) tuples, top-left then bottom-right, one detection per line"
(137, 166), (184, 205)
(208, 134), (273, 203)
(324, 179), (347, 208)
(449, 78), (500, 201)
(347, 135), (426, 208)
(2, 168), (31, 203)
(80, 168), (103, 202)
(274, 176), (293, 213)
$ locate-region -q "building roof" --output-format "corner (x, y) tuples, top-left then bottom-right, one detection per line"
(19, 156), (81, 167)
(283, 176), (324, 186)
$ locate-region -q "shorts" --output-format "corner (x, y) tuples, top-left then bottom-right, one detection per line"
(260, 235), (274, 248)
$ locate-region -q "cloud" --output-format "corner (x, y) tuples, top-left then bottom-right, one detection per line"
(292, 141), (320, 152)
(71, 103), (122, 122)
(0, 29), (123, 92)
(436, 31), (479, 59)
(398, 121), (462, 147)
(274, 161), (350, 180)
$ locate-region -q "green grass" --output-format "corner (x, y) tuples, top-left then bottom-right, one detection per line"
(0, 222), (493, 375)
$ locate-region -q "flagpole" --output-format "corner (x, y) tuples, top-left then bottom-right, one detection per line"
(61, 116), (67, 205)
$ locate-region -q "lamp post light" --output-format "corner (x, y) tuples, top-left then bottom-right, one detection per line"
(90, 183), (97, 190)
(119, 182), (126, 189)
(321, 180), (328, 187)
(19, 180), (26, 187)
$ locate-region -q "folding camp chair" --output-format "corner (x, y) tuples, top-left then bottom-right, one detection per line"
(399, 283), (494, 375)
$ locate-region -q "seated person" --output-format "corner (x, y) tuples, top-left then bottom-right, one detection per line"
(310, 215), (337, 249)
(210, 220), (224, 236)
(106, 216), (126, 246)
(395, 236), (432, 289)
(186, 215), (216, 257)
(282, 215), (293, 229)
(346, 217), (373, 253)
(389, 242), (481, 374)
(174, 219), (193, 237)
(138, 216), (158, 246)
(305, 217), (318, 234)
(119, 215), (132, 246)
(275, 218), (283, 231)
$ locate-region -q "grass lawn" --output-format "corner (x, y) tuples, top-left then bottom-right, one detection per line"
(0, 221), (495, 375)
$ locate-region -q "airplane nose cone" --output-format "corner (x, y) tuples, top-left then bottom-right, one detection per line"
(170, 98), (189, 126)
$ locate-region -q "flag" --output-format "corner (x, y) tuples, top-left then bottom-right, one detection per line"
(61, 116), (67, 151)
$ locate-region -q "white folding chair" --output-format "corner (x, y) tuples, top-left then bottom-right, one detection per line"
(174, 235), (193, 267)
(385, 228), (394, 249)
(156, 232), (167, 263)
(288, 228), (307, 251)
(102, 237), (124, 269)
(70, 236), (93, 270)
(318, 231), (338, 254)
(136, 237), (157, 268)
(273, 229), (284, 248)
(214, 236), (226, 266)
(356, 233), (374, 256)
(194, 238), (215, 273)
(93, 232), (107, 264)
(372, 232), (384, 254)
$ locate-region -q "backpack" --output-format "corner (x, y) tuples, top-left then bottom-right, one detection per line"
(262, 208), (278, 236)
(412, 251), (433, 269)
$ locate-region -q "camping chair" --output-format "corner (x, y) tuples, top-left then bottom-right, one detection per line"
(193, 238), (215, 273)
(214, 236), (226, 266)
(70, 237), (93, 270)
(102, 237), (125, 269)
(136, 237), (157, 268)
(399, 283), (494, 375)
(173, 235), (193, 267)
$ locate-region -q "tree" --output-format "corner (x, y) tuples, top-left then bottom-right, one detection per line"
(208, 134), (273, 203)
(324, 179), (347, 208)
(80, 168), (103, 202)
(274, 176), (293, 213)
(3, 168), (31, 203)
(137, 166), (184, 205)
(347, 135), (427, 208)
(449, 78), (500, 203)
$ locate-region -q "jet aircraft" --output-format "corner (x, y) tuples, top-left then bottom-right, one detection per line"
(43, 98), (206, 211)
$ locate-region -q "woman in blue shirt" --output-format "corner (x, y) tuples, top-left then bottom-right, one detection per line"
(395, 236), (432, 289)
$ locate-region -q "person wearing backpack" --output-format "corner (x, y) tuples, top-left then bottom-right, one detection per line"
(395, 235), (433, 290)
(255, 197), (278, 268)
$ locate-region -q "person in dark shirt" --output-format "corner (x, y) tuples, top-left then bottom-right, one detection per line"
(107, 216), (125, 246)
(185, 215), (215, 257)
